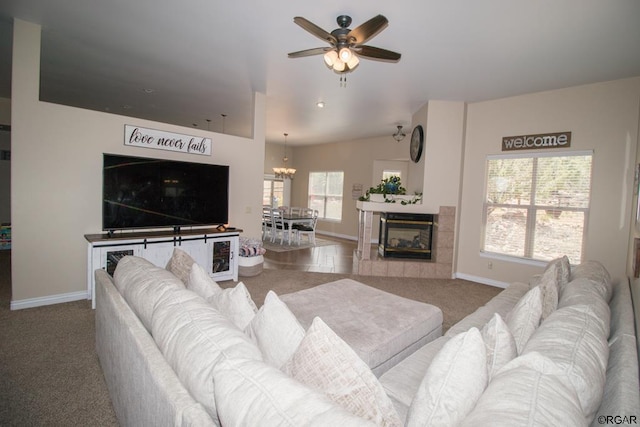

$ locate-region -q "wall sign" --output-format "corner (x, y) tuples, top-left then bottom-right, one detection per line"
(502, 131), (571, 151)
(124, 125), (211, 156)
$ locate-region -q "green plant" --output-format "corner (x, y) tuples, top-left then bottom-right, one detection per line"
(359, 176), (422, 204)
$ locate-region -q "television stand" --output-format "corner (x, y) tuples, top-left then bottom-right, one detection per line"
(85, 227), (242, 309)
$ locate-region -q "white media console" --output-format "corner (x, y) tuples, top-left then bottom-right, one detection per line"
(85, 228), (240, 309)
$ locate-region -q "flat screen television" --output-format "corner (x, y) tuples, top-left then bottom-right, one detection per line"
(102, 153), (229, 231)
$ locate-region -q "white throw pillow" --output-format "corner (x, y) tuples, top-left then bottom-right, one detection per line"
(481, 313), (517, 381)
(187, 262), (222, 300)
(461, 352), (586, 427)
(546, 255), (571, 290)
(283, 317), (402, 426)
(506, 285), (543, 354)
(245, 290), (306, 369)
(406, 328), (487, 427)
(213, 357), (375, 427)
(187, 263), (258, 330)
(165, 247), (197, 284)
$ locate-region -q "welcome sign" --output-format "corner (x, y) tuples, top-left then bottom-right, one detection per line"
(502, 131), (571, 151)
(124, 125), (212, 156)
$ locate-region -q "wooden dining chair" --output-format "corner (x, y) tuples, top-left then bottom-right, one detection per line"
(295, 209), (319, 245)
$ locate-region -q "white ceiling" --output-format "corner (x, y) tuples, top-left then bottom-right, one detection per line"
(1, 1), (639, 146)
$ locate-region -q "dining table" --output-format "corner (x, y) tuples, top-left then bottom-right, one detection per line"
(278, 212), (315, 245)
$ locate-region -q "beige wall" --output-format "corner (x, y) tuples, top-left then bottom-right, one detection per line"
(457, 77), (640, 285)
(0, 97), (10, 223)
(10, 20), (265, 306)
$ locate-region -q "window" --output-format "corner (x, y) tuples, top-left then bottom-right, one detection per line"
(482, 151), (592, 264)
(308, 171), (344, 221)
(263, 178), (284, 207)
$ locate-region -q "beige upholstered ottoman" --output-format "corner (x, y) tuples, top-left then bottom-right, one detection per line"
(280, 278), (443, 377)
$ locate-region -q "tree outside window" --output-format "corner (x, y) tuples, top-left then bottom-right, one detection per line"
(483, 151), (593, 264)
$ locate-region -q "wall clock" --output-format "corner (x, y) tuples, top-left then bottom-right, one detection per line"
(410, 125), (424, 163)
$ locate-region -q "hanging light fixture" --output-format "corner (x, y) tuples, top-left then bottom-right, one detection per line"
(273, 133), (296, 179)
(392, 125), (406, 142)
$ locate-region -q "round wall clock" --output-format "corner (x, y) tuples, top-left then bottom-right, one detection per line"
(410, 125), (424, 163)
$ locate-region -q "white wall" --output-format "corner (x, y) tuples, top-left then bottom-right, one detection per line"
(457, 77), (640, 285)
(10, 20), (265, 305)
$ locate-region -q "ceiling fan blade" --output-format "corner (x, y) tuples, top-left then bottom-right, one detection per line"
(347, 15), (389, 45)
(288, 47), (330, 58)
(293, 17), (337, 45)
(356, 45), (401, 62)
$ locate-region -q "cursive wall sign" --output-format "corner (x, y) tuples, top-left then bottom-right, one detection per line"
(502, 131), (571, 151)
(124, 125), (211, 156)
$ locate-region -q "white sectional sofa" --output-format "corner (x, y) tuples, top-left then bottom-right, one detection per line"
(95, 253), (640, 426)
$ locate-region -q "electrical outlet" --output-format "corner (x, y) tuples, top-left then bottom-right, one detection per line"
(487, 261), (493, 270)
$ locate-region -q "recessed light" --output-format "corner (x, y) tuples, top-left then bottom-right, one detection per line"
(122, 104), (132, 109)
(142, 88), (155, 94)
(316, 101), (325, 108)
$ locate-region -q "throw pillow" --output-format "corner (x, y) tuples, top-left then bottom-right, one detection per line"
(165, 247), (197, 284)
(245, 290), (306, 369)
(505, 285), (543, 354)
(406, 328), (487, 427)
(481, 313), (517, 381)
(283, 317), (402, 427)
(545, 255), (571, 291)
(186, 262), (222, 301)
(538, 262), (559, 321)
(186, 262), (258, 330)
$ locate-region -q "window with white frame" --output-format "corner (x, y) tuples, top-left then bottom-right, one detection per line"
(263, 178), (284, 207)
(308, 171), (344, 221)
(482, 151), (593, 264)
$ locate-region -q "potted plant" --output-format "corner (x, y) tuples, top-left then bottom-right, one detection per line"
(359, 176), (422, 205)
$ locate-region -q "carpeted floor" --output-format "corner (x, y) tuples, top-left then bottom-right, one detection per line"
(0, 250), (501, 426)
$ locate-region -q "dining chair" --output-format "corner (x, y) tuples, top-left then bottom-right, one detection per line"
(261, 207), (273, 241)
(270, 209), (291, 244)
(295, 209), (319, 245)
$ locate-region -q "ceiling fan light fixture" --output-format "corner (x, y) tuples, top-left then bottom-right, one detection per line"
(339, 47), (353, 62)
(346, 54), (359, 70)
(332, 59), (346, 72)
(323, 49), (338, 67)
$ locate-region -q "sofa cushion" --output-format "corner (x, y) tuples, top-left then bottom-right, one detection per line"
(187, 263), (258, 330)
(570, 260), (612, 302)
(166, 247), (197, 284)
(460, 352), (586, 427)
(523, 304), (610, 422)
(505, 285), (542, 354)
(481, 313), (517, 380)
(113, 256), (185, 331)
(151, 287), (263, 423)
(283, 317), (402, 426)
(245, 290), (305, 369)
(213, 357), (376, 426)
(406, 328), (487, 427)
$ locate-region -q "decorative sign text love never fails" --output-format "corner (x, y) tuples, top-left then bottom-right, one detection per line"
(502, 131), (571, 151)
(124, 125), (212, 156)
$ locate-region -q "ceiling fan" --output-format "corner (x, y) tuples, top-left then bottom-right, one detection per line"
(288, 14), (401, 75)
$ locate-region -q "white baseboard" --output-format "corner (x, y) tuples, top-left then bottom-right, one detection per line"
(454, 272), (509, 289)
(10, 291), (89, 310)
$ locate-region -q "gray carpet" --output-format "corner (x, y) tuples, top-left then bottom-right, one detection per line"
(0, 250), (500, 426)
